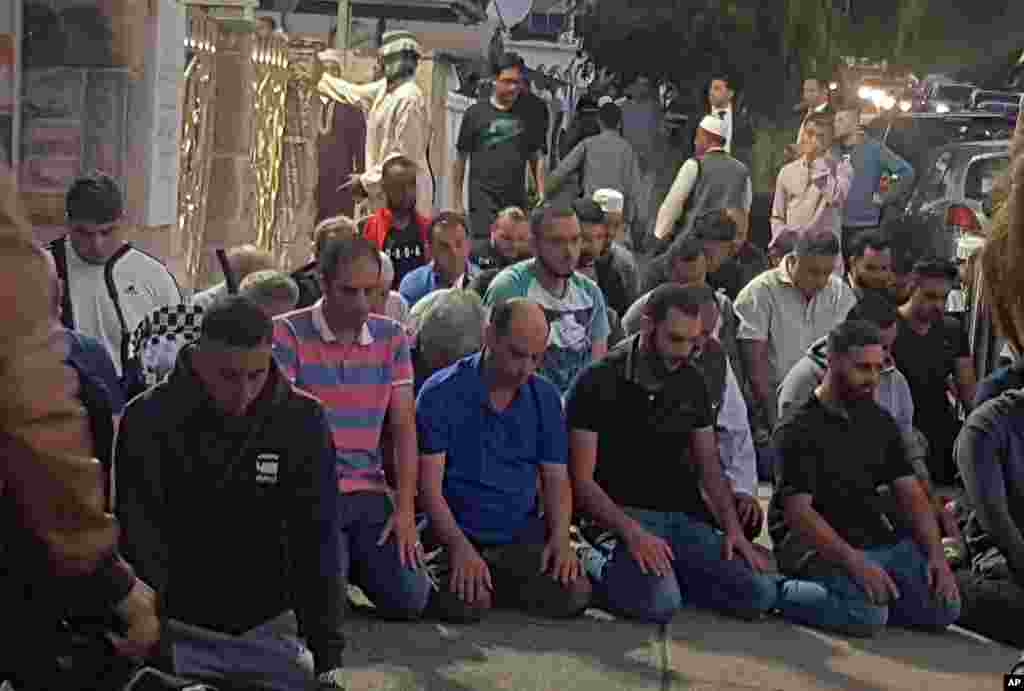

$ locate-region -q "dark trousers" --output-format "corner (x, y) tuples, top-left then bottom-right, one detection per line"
(423, 516), (592, 623)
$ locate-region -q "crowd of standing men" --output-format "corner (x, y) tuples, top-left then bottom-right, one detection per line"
(5, 36), (1024, 691)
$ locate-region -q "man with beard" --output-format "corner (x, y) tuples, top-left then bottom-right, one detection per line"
(317, 31), (432, 219)
(846, 230), (894, 299)
(483, 204), (609, 395)
(891, 259), (976, 486)
(566, 284), (775, 623)
(574, 198), (639, 318)
(770, 319), (961, 637)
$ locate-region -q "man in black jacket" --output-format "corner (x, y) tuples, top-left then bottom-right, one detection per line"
(115, 296), (346, 690)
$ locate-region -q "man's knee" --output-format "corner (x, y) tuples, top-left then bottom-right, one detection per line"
(602, 555), (683, 624)
(841, 601), (889, 637)
(427, 588), (492, 624)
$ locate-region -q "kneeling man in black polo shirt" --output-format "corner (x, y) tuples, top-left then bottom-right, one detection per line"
(770, 319), (961, 637)
(566, 284), (777, 624)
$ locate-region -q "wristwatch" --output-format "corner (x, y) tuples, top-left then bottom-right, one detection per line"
(318, 668), (346, 689)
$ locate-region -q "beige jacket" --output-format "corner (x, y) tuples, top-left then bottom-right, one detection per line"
(319, 74), (433, 219)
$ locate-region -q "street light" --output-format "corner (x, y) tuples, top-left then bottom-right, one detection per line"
(858, 85), (872, 100)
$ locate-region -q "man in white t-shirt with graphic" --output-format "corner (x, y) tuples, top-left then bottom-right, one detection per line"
(49, 173), (181, 377)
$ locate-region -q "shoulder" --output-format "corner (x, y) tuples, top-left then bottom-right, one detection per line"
(122, 378), (174, 425)
(528, 373), (564, 408)
(487, 261), (533, 296)
(418, 357), (473, 400)
(366, 314), (406, 342)
(736, 268), (780, 299)
(965, 389), (1024, 437)
(122, 246), (173, 275)
(274, 306), (316, 338)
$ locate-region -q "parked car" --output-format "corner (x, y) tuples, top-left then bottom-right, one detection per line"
(865, 111), (1016, 176)
(885, 140), (1008, 264)
(969, 88), (1022, 110)
(924, 82), (976, 113)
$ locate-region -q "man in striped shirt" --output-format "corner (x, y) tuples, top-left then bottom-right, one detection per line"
(273, 235), (432, 621)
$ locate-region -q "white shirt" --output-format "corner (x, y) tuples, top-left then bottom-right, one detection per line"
(64, 239), (182, 375)
(712, 104), (733, 154)
(653, 149), (753, 240)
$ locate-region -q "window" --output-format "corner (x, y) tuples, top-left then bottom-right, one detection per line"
(964, 156), (1009, 203)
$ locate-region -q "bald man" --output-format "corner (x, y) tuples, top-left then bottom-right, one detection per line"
(416, 298), (591, 623)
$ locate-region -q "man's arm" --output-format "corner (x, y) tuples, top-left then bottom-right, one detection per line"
(782, 493), (863, 570)
(653, 159), (698, 240)
(891, 474), (944, 561)
(957, 422), (1024, 578)
(451, 154), (468, 212)
(318, 73), (383, 112)
(544, 141), (585, 197)
(717, 361), (758, 497)
(540, 463), (572, 542)
(825, 158), (855, 209)
(954, 356), (978, 413)
(530, 153), (546, 203)
(741, 339), (776, 431)
(693, 426), (744, 536)
(387, 384), (419, 516)
(589, 285), (610, 361)
(114, 403), (168, 597)
(770, 170), (791, 237)
(289, 407), (345, 675)
(568, 429), (644, 539)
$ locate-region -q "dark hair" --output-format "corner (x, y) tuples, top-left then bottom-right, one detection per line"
(319, 234), (382, 284)
(66, 172), (124, 224)
(849, 228), (890, 259)
(847, 289), (899, 329)
(597, 103), (622, 129)
(489, 297), (546, 337)
(644, 284), (703, 323)
(828, 319), (883, 357)
(429, 210), (468, 242)
(493, 52), (524, 77)
(382, 155), (417, 178)
(805, 77), (829, 91)
(794, 230), (840, 257)
(911, 258), (958, 282)
(529, 202), (576, 237)
(571, 198), (606, 225)
(667, 234), (706, 263)
(692, 209), (737, 243)
(200, 295), (273, 348)
(708, 75), (733, 92)
(892, 247), (918, 275)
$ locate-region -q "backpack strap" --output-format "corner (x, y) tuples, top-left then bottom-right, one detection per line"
(48, 238), (75, 330)
(103, 243), (135, 375)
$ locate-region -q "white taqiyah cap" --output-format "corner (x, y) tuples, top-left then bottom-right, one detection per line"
(699, 114), (725, 138)
(597, 95), (613, 107)
(593, 188), (624, 214)
(379, 30), (422, 58)
(317, 49), (344, 65)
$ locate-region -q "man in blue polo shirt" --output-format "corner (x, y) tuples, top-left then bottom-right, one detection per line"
(415, 297), (592, 622)
(399, 211), (479, 307)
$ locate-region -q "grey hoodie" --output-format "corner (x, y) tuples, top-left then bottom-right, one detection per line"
(778, 335), (928, 478)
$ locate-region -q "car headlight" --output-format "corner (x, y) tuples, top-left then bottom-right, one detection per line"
(935, 102), (950, 113)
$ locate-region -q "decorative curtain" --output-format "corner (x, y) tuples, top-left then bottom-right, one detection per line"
(177, 8), (219, 289)
(250, 33), (290, 256)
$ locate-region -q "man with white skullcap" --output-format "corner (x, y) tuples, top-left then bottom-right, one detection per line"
(653, 114), (752, 246)
(593, 188), (625, 244)
(317, 30), (433, 219)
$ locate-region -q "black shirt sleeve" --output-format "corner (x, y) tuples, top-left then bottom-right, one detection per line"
(456, 105), (480, 154)
(773, 419), (821, 501)
(874, 410), (916, 486)
(688, 367), (715, 430)
(289, 403), (345, 673)
(565, 364), (608, 432)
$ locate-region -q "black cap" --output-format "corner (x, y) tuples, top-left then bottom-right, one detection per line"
(572, 198), (606, 224)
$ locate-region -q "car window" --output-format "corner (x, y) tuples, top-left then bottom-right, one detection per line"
(934, 85), (973, 103)
(964, 156), (1009, 202)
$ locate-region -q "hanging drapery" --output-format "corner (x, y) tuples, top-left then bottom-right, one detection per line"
(250, 33), (290, 256)
(273, 37), (324, 270)
(177, 7), (219, 289)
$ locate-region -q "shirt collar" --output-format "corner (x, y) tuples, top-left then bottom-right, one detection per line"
(312, 298), (374, 346)
(814, 102), (828, 113)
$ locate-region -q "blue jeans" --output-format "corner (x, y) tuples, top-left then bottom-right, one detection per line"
(591, 508), (782, 624)
(339, 492), (432, 619)
(777, 539), (962, 636)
